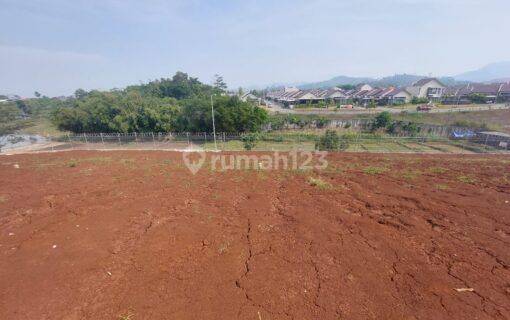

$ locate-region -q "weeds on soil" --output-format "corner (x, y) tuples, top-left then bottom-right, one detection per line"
(457, 175), (476, 184)
(363, 166), (387, 175)
(429, 167), (448, 174)
(307, 176), (332, 190)
(119, 312), (133, 320)
(401, 170), (422, 180)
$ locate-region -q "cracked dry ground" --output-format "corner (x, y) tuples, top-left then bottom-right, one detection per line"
(1, 151), (509, 319)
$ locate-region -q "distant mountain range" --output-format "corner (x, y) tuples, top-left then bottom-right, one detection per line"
(298, 74), (461, 90)
(298, 76), (374, 89)
(455, 61), (510, 82)
(264, 61), (510, 90)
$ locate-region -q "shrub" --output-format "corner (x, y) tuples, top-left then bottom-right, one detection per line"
(372, 111), (392, 131)
(469, 93), (487, 104)
(315, 130), (347, 151)
(315, 117), (329, 128)
(307, 176), (332, 190)
(411, 97), (429, 104)
(363, 166), (387, 175)
(457, 175), (476, 184)
(241, 133), (260, 150)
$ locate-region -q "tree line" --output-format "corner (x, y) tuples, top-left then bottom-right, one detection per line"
(51, 72), (268, 133)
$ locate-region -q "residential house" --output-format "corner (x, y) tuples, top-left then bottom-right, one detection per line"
(469, 83), (503, 103)
(325, 88), (349, 104)
(442, 83), (505, 104)
(380, 88), (413, 105)
(406, 78), (446, 101)
(239, 92), (260, 104)
(294, 90), (324, 105)
(356, 84), (373, 91)
(499, 83), (510, 102)
(441, 86), (469, 105)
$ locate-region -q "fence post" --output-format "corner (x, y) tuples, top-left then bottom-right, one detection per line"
(117, 133), (121, 146)
(83, 133), (88, 149)
(100, 133), (105, 149)
(223, 132), (226, 151)
(134, 132), (138, 147)
(187, 132), (190, 148)
(67, 133), (74, 150)
(49, 135), (54, 152)
(152, 132), (156, 149)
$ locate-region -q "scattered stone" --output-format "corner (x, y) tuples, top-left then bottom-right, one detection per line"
(13, 164), (19, 169)
(52, 245), (57, 249)
(8, 232), (14, 236)
(455, 288), (474, 292)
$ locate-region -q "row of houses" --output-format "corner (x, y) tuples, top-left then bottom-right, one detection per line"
(267, 78), (510, 107)
(443, 83), (510, 104)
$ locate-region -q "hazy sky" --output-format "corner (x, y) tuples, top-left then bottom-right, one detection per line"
(1, 0), (509, 96)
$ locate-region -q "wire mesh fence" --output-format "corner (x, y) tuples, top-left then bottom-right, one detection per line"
(1, 132), (509, 154)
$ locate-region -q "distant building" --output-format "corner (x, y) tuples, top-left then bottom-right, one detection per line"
(325, 88), (349, 103)
(239, 92), (260, 103)
(406, 78), (446, 101)
(266, 77), (510, 107)
(500, 83), (510, 101)
(441, 82), (509, 104)
(384, 88), (413, 104)
(356, 84), (373, 91)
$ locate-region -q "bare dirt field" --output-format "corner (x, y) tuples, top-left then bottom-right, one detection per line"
(1, 151), (509, 319)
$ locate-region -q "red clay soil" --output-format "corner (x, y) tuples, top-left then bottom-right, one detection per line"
(0, 151), (509, 320)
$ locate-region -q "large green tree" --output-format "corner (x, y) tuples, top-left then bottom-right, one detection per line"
(51, 72), (268, 133)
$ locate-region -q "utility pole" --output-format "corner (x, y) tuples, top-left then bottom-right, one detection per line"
(211, 95), (218, 151)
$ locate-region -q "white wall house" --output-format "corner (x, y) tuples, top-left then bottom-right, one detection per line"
(390, 89), (413, 104)
(407, 78), (446, 100)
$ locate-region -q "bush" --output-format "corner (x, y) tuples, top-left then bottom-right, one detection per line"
(51, 72), (269, 133)
(411, 97), (429, 104)
(315, 117), (329, 128)
(469, 93), (487, 104)
(241, 132), (260, 150)
(372, 111), (392, 131)
(316, 130), (349, 151)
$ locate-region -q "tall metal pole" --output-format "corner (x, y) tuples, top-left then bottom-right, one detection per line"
(211, 95), (218, 151)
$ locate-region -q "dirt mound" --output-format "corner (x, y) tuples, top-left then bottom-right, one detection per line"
(0, 151), (509, 319)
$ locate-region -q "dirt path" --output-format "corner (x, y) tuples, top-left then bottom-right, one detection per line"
(0, 151), (509, 319)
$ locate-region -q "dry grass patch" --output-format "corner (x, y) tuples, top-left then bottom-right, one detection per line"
(457, 175), (476, 184)
(429, 167), (448, 174)
(307, 176), (332, 190)
(363, 166), (387, 175)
